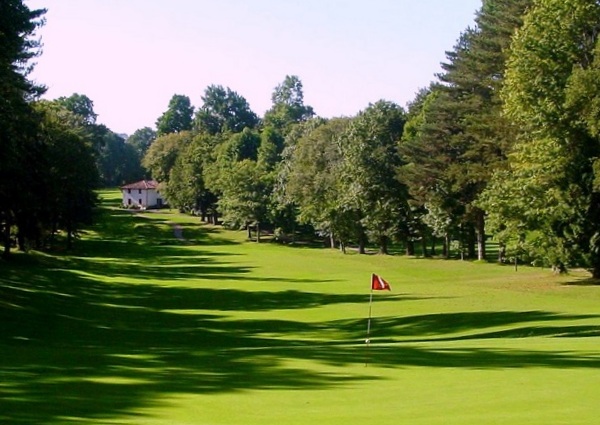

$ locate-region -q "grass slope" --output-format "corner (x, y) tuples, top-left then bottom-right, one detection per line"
(1, 190), (599, 424)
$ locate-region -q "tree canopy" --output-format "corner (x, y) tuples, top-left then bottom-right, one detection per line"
(11, 0), (600, 279)
(156, 94), (194, 136)
(194, 85), (259, 135)
(481, 0), (600, 276)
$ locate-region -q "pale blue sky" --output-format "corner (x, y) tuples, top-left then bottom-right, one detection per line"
(26, 0), (481, 135)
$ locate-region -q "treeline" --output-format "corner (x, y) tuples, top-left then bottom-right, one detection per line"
(5, 0), (600, 278)
(0, 3), (149, 257)
(146, 0), (600, 278)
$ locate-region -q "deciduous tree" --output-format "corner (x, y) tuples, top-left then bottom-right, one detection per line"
(264, 75), (314, 133)
(483, 0), (600, 275)
(194, 85), (259, 135)
(156, 94), (194, 136)
(340, 100), (407, 254)
(142, 131), (192, 183)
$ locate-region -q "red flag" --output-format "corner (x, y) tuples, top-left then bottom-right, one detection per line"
(371, 273), (391, 291)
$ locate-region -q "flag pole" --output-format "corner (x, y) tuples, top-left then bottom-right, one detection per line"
(367, 287), (373, 342)
(365, 273), (390, 366)
(365, 275), (374, 366)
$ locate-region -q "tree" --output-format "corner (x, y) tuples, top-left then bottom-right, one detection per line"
(398, 86), (444, 256)
(282, 118), (352, 248)
(202, 128), (273, 239)
(0, 0), (46, 258)
(55, 93), (97, 125)
(194, 85), (259, 135)
(339, 100), (407, 254)
(224, 128), (261, 162)
(142, 131), (192, 183)
(215, 159), (271, 241)
(97, 128), (144, 186)
(257, 126), (284, 171)
(165, 133), (217, 219)
(400, 0), (532, 260)
(156, 94), (194, 136)
(34, 101), (98, 249)
(126, 126), (156, 158)
(264, 75), (314, 132)
(400, 85), (467, 258)
(482, 0), (600, 275)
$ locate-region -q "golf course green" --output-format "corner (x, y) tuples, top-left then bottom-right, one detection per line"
(1, 190), (599, 424)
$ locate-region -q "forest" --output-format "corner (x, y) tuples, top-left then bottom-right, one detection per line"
(3, 0), (600, 278)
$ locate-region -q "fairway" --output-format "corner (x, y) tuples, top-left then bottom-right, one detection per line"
(1, 191), (600, 424)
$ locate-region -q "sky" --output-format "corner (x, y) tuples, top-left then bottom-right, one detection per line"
(25, 0), (481, 136)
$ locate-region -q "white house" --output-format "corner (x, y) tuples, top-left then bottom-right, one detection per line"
(120, 180), (164, 209)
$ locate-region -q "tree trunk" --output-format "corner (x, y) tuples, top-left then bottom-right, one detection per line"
(379, 235), (389, 255)
(358, 227), (367, 254)
(592, 263), (600, 279)
(247, 223), (252, 239)
(405, 239), (415, 256)
(291, 221), (296, 243)
(17, 230), (25, 252)
(66, 221), (73, 250)
(431, 237), (436, 256)
(329, 233), (335, 249)
(358, 237), (366, 254)
(467, 225), (476, 259)
(2, 218), (11, 260)
(50, 220), (57, 247)
(421, 237), (429, 257)
(255, 223), (260, 243)
(552, 262), (567, 274)
(476, 210), (486, 261)
(443, 234), (450, 258)
(498, 243), (506, 263)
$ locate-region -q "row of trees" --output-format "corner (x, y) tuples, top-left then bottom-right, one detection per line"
(0, 3), (82, 257)
(0, 2), (153, 257)
(5, 0), (600, 278)
(143, 0), (600, 278)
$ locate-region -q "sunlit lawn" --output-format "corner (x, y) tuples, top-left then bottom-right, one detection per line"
(1, 190), (599, 424)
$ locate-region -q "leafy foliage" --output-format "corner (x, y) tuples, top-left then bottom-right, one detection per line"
(126, 127), (156, 158)
(483, 0), (600, 275)
(142, 131), (193, 183)
(156, 94), (194, 136)
(264, 75), (315, 133)
(194, 85), (259, 135)
(0, 1), (46, 257)
(339, 100), (407, 254)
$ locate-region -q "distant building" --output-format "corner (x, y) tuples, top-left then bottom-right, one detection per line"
(120, 180), (164, 209)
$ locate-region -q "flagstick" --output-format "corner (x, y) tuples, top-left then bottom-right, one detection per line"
(365, 288), (373, 367)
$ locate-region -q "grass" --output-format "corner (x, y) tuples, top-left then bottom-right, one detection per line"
(1, 189), (599, 424)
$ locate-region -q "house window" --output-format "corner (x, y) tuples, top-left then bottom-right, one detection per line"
(128, 199), (132, 205)
(139, 199), (142, 205)
(128, 189), (131, 194)
(138, 189), (142, 194)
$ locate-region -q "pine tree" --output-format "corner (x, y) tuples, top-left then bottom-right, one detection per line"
(401, 0), (532, 260)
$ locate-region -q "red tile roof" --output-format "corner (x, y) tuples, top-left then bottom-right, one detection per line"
(120, 180), (159, 190)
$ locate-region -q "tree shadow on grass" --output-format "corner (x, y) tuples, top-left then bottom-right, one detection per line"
(561, 277), (600, 286)
(0, 260), (383, 424)
(329, 311), (600, 343)
(272, 342), (600, 370)
(2, 264), (600, 424)
(2, 207), (600, 423)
